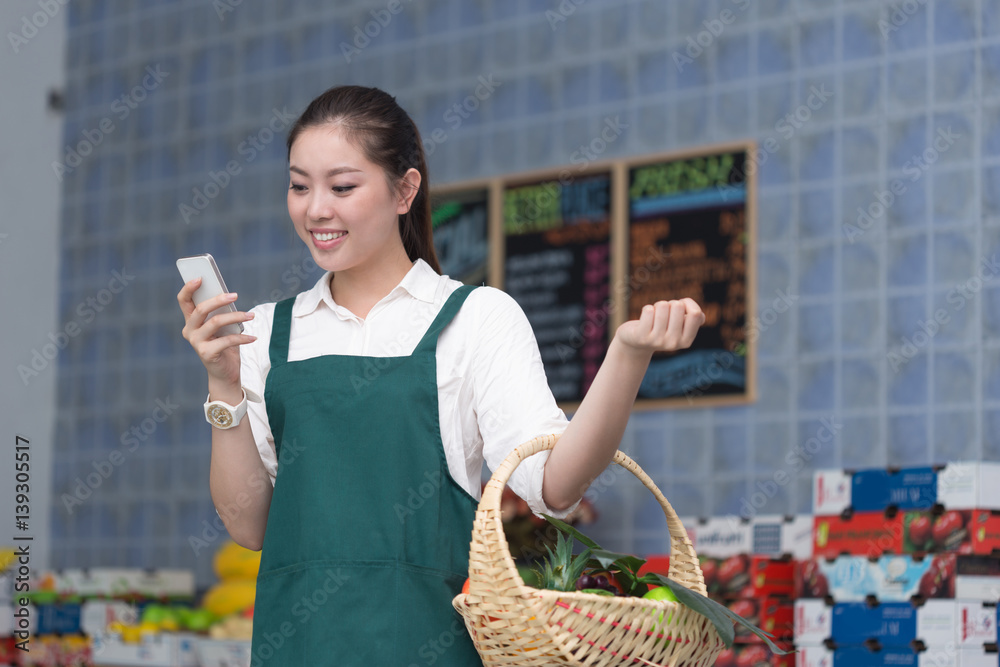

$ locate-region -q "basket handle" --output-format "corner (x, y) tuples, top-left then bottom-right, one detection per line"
(481, 433), (707, 596)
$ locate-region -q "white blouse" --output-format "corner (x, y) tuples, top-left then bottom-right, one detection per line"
(239, 258), (576, 517)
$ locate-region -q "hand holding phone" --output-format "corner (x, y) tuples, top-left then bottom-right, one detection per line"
(176, 254), (243, 337)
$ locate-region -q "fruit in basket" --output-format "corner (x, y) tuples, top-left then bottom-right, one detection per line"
(533, 532), (592, 592)
(643, 585), (678, 644)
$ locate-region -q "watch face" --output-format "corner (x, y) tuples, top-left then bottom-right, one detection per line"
(207, 405), (233, 428)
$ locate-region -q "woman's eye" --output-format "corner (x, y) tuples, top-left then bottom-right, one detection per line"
(289, 183), (306, 192)
(332, 186), (355, 194)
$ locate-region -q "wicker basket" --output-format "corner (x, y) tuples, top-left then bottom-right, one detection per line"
(454, 434), (727, 667)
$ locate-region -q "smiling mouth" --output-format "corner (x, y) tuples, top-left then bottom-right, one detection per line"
(312, 231), (346, 241)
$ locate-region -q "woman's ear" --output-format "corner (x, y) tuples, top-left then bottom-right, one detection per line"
(397, 168), (422, 214)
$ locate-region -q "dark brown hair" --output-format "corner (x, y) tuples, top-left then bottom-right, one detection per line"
(286, 85), (440, 273)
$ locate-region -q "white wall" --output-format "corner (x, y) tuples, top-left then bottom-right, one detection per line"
(0, 0), (67, 572)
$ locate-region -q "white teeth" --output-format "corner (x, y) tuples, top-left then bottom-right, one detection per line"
(313, 231), (346, 241)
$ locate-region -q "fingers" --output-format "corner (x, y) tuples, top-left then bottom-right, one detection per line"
(679, 298), (705, 348)
(197, 332), (258, 364)
(176, 277), (202, 317)
(639, 299), (706, 351)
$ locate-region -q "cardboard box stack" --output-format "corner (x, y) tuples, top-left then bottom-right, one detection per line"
(651, 514), (813, 666)
(1, 568), (195, 667)
(796, 462), (1000, 667)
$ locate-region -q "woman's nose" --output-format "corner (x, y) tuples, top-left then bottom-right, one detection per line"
(306, 191), (335, 221)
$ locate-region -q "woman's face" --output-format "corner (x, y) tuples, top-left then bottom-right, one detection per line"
(287, 124), (415, 275)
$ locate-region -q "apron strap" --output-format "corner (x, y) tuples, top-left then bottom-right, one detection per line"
(413, 285), (477, 355)
(268, 298), (296, 368)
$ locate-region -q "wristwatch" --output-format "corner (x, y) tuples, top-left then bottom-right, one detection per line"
(204, 387), (263, 429)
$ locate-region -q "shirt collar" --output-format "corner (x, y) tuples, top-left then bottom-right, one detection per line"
(292, 258), (439, 318)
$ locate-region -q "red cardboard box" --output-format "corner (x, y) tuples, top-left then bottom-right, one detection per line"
(637, 554), (670, 579)
(813, 511), (907, 558)
(714, 642), (794, 667)
(701, 555), (795, 600)
(903, 510), (1000, 555)
(728, 597), (793, 642)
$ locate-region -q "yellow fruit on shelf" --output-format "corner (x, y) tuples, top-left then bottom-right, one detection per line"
(121, 625), (142, 644)
(202, 579), (256, 618)
(213, 541), (262, 580)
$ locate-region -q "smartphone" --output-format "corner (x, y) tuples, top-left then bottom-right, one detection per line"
(176, 254), (244, 336)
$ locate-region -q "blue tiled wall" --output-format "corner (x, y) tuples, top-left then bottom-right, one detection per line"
(53, 0), (1000, 581)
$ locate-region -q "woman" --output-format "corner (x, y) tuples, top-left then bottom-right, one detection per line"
(178, 85), (704, 665)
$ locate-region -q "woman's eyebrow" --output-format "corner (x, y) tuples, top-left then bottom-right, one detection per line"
(288, 165), (363, 177)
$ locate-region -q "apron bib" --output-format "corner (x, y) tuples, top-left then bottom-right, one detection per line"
(250, 285), (482, 666)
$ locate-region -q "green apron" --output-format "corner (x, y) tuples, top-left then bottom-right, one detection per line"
(250, 285), (483, 666)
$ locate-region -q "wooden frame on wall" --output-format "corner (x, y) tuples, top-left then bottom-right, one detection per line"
(428, 140), (757, 412)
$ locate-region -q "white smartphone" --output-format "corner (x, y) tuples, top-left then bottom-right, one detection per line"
(176, 253), (244, 337)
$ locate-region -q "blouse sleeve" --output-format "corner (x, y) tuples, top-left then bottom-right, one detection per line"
(470, 288), (580, 519)
(240, 302), (278, 486)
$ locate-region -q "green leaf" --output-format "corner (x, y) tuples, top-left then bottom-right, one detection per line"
(650, 575), (793, 655)
(540, 514), (603, 550)
(650, 575), (735, 649)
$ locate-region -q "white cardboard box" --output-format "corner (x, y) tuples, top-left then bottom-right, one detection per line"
(196, 639), (252, 667)
(938, 462), (1000, 510)
(91, 632), (199, 667)
(752, 514), (813, 559)
(813, 470), (851, 515)
(683, 516), (751, 558)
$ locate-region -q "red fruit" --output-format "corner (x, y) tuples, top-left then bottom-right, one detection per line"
(718, 555), (749, 588)
(908, 515), (932, 547)
(715, 648), (737, 667)
(728, 599), (758, 635)
(701, 559), (718, 587)
(728, 599), (757, 620)
(918, 568), (943, 598)
(932, 511), (965, 548)
(736, 645), (770, 667)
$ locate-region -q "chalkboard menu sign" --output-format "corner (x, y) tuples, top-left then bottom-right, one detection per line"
(430, 188), (489, 286)
(429, 141), (755, 410)
(627, 150), (750, 403)
(502, 173), (612, 404)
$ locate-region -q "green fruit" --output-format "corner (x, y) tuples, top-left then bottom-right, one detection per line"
(642, 586), (678, 603)
(183, 609), (217, 632)
(643, 585), (678, 644)
(141, 604), (167, 625)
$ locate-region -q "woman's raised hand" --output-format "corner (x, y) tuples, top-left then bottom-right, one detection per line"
(615, 298), (705, 355)
(177, 278), (256, 387)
